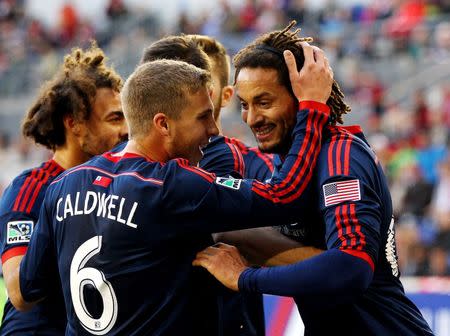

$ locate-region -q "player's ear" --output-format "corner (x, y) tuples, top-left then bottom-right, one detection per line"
(153, 113), (170, 136)
(220, 85), (234, 108)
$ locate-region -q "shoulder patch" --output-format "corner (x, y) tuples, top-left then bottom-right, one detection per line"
(323, 179), (361, 207)
(7, 221), (34, 244)
(215, 177), (242, 190)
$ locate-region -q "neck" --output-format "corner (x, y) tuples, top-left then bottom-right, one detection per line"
(52, 144), (91, 170)
(123, 138), (168, 163)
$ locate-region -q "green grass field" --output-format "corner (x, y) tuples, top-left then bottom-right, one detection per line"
(0, 277), (6, 322)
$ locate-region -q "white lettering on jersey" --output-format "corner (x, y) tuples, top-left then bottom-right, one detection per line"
(56, 192), (139, 229)
(385, 217), (399, 277)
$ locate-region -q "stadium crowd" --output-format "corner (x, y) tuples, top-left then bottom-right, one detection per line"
(0, 0), (449, 281)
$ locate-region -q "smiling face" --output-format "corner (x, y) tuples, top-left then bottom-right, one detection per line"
(77, 88), (128, 156)
(236, 67), (297, 154)
(167, 86), (218, 165)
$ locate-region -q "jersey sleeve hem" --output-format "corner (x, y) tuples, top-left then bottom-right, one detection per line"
(1, 246), (28, 264)
(341, 249), (374, 272)
(299, 101), (330, 115)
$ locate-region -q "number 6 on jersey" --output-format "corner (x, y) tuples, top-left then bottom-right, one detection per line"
(70, 236), (118, 335)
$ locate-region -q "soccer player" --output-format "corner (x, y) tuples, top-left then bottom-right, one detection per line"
(13, 48), (332, 335)
(0, 44), (128, 335)
(193, 22), (434, 335)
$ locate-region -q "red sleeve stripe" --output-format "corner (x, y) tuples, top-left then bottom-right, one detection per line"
(250, 110), (317, 199)
(335, 205), (347, 246)
(350, 203), (366, 251)
(25, 160), (63, 213)
(176, 159), (215, 183)
(19, 168), (45, 212)
(327, 129), (338, 176)
(250, 110), (318, 197)
(335, 134), (345, 175)
(343, 135), (353, 175)
(224, 138), (245, 177)
(231, 136), (274, 173)
(254, 150), (274, 173)
(344, 203), (358, 248)
(335, 202), (368, 252)
(251, 111), (321, 202)
(274, 115), (327, 202)
(251, 110), (327, 203)
(236, 148), (245, 177)
(341, 204), (350, 248)
(272, 110), (319, 193)
(341, 249), (374, 272)
(1, 246), (28, 264)
(26, 169), (53, 213)
(229, 137), (249, 154)
(13, 161), (52, 212)
(13, 167), (38, 211)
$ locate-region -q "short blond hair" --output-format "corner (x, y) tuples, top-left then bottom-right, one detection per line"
(121, 59), (211, 138)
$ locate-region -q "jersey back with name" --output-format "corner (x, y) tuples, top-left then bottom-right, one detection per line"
(20, 153), (223, 336)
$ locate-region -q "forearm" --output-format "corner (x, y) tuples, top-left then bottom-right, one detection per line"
(214, 227), (322, 266)
(3, 255), (35, 311)
(239, 249), (373, 309)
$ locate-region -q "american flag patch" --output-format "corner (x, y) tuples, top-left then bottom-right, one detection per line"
(323, 179), (361, 207)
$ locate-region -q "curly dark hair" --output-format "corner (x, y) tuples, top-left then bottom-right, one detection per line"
(22, 42), (123, 150)
(233, 21), (350, 124)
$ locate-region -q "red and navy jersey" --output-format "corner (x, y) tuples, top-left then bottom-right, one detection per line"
(239, 126), (433, 335)
(19, 102), (329, 336)
(200, 136), (273, 181)
(225, 137), (274, 182)
(0, 159), (66, 335)
(200, 135), (245, 178)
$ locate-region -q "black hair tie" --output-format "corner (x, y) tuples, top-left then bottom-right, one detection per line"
(254, 45), (284, 58)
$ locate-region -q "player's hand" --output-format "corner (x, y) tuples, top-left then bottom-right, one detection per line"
(192, 242), (248, 291)
(284, 42), (333, 104)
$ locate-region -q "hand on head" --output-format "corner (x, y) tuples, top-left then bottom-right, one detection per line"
(192, 242), (248, 291)
(283, 42), (333, 104)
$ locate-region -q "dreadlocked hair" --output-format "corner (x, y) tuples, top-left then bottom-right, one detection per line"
(22, 41), (123, 150)
(233, 21), (350, 124)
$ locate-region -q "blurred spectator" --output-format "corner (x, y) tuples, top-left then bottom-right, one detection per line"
(238, 0), (258, 32)
(432, 21), (450, 61)
(58, 3), (79, 46)
(106, 0), (128, 20)
(413, 89), (431, 130)
(384, 0), (427, 38)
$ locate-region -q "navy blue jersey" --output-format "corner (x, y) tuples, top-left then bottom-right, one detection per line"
(0, 159), (66, 335)
(239, 125), (433, 335)
(200, 135), (245, 178)
(201, 136), (271, 336)
(19, 102), (329, 335)
(226, 137), (274, 182)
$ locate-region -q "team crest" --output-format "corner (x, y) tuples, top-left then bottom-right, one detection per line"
(7, 221), (33, 244)
(215, 177), (241, 190)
